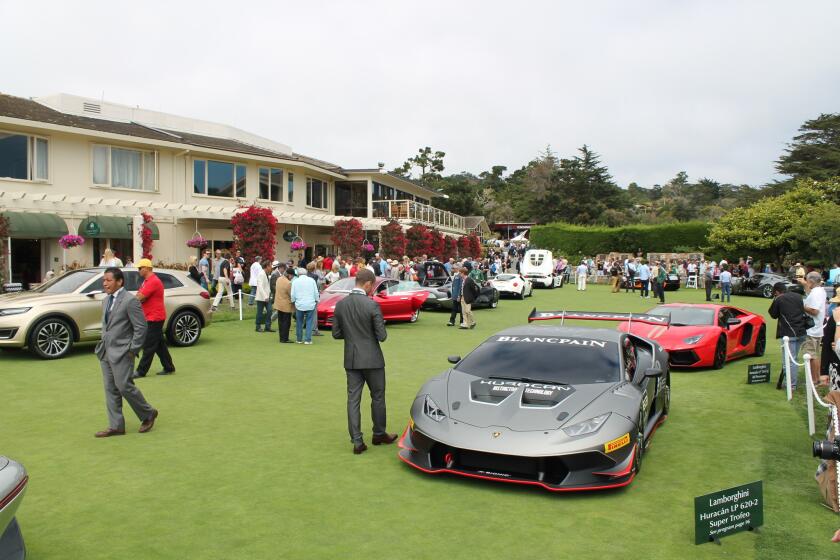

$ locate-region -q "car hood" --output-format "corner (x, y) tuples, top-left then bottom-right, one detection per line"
(445, 370), (619, 431)
(621, 323), (710, 344)
(0, 291), (79, 307)
(317, 292), (348, 309)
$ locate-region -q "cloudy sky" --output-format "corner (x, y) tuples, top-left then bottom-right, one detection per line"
(2, 0), (838, 187)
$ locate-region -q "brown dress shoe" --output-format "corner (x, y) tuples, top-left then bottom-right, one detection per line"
(138, 409), (159, 433)
(353, 442), (368, 455)
(372, 433), (398, 445)
(94, 428), (125, 438)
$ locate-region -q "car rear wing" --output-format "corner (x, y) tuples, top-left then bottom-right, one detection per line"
(527, 309), (670, 327)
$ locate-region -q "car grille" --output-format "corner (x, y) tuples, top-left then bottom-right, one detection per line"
(429, 443), (614, 485)
(670, 350), (699, 366)
(0, 328), (18, 340)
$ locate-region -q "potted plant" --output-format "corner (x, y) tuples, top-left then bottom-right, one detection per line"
(58, 234), (85, 249)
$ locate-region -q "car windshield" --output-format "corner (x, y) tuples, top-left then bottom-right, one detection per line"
(325, 278), (357, 293)
(35, 269), (100, 294)
(649, 306), (714, 326)
(495, 274), (517, 281)
(395, 281), (423, 291)
(455, 335), (621, 384)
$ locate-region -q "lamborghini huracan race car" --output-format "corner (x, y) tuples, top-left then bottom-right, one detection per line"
(616, 303), (766, 369)
(398, 310), (670, 492)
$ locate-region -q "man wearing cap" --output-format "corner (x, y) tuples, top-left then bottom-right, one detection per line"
(134, 259), (175, 377)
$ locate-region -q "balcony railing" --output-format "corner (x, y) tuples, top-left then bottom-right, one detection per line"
(372, 200), (465, 232)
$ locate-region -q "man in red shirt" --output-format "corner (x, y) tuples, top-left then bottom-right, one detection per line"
(134, 259), (175, 377)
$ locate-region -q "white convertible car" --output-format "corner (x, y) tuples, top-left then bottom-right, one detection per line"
(491, 273), (533, 299)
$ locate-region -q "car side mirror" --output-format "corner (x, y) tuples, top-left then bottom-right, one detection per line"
(644, 367), (663, 378)
(447, 355), (461, 364)
(726, 317), (741, 327)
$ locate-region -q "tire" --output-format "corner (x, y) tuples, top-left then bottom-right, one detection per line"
(409, 309), (420, 323)
(28, 317), (74, 359)
(490, 297), (499, 308)
(753, 325), (766, 357)
(167, 309), (202, 347)
(712, 336), (727, 369)
(634, 413), (645, 474)
(762, 284), (773, 299)
(661, 374), (671, 417)
(517, 289), (524, 300)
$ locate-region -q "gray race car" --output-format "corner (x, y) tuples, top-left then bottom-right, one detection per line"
(398, 310), (671, 492)
(0, 456), (27, 560)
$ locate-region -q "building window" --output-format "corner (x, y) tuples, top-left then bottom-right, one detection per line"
(306, 177), (329, 210)
(416, 197), (430, 206)
(92, 145), (155, 191)
(335, 181), (368, 217)
(193, 159), (246, 198)
(372, 181), (395, 201)
(259, 167), (284, 202)
(288, 172), (294, 203)
(0, 132), (49, 181)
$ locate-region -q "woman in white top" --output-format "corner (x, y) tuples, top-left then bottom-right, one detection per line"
(325, 262), (341, 285)
(99, 248), (123, 267)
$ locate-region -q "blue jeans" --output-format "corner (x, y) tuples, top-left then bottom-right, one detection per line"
(255, 301), (271, 331)
(721, 282), (731, 302)
(781, 335), (806, 389)
(295, 309), (315, 342)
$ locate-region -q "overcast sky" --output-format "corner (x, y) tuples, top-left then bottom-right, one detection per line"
(2, 0), (838, 187)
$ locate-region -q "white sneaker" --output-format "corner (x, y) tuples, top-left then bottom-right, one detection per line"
(304, 341), (312, 345)
(296, 341), (303, 344)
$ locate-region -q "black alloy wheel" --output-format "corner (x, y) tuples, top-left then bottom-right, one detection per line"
(762, 284), (773, 298)
(753, 325), (766, 356)
(712, 336), (727, 369)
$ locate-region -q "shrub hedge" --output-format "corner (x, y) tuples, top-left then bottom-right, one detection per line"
(529, 221), (711, 256)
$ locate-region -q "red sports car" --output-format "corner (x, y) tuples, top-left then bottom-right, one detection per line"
(317, 277), (429, 328)
(616, 303), (766, 369)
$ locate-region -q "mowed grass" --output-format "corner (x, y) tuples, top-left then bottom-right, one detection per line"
(1, 282), (837, 559)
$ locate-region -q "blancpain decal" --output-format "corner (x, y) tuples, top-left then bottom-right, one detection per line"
(495, 336), (607, 348)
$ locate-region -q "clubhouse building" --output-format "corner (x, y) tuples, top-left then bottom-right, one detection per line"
(0, 93), (477, 286)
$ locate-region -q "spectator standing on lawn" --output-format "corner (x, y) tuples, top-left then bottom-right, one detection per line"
(212, 248), (222, 293)
(188, 255), (201, 285)
(459, 267), (479, 330)
(306, 261), (324, 337)
(273, 265), (294, 344)
(254, 260), (273, 333)
(248, 256), (263, 306)
(704, 261), (714, 301)
(211, 253), (235, 312)
(769, 282), (808, 391)
(331, 269), (395, 455)
(654, 261), (667, 303)
(231, 257), (245, 302)
(820, 293), (840, 390)
(719, 264), (732, 303)
(291, 268), (319, 344)
(609, 261), (621, 293)
(576, 261), (588, 291)
(94, 267), (158, 438)
(134, 259), (175, 378)
(198, 249), (211, 290)
(829, 262), (840, 286)
(447, 271), (464, 327)
(325, 262), (341, 286)
(802, 271), (826, 386)
(637, 259), (650, 298)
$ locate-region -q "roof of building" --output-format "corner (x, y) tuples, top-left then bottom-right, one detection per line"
(342, 169), (440, 198)
(464, 216), (489, 229)
(0, 92), (343, 174)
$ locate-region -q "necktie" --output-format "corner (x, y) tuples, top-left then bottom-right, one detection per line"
(105, 294), (115, 324)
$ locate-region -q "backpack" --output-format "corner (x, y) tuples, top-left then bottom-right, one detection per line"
(233, 269), (244, 284)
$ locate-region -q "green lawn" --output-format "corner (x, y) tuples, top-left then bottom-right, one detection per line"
(2, 283), (837, 558)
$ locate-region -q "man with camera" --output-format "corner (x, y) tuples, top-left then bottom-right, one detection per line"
(769, 282), (808, 391)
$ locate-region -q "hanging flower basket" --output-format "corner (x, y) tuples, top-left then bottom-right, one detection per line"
(186, 235), (208, 249)
(361, 242), (375, 253)
(290, 240), (307, 251)
(58, 234), (85, 249)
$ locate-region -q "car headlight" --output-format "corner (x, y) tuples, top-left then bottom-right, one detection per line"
(423, 395), (446, 422)
(683, 335), (704, 345)
(0, 307), (31, 317)
(562, 413), (610, 437)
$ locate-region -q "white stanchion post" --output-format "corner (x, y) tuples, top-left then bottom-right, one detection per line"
(238, 290), (243, 321)
(782, 336), (793, 401)
(804, 353), (815, 435)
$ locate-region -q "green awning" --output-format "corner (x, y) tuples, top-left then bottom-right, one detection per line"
(3, 212), (69, 238)
(78, 216), (159, 240)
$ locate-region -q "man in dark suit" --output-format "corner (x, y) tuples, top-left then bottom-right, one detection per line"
(332, 269), (396, 454)
(94, 267), (158, 437)
(459, 267), (479, 330)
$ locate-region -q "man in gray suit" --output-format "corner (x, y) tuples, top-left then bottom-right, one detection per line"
(332, 269), (396, 454)
(94, 267), (159, 437)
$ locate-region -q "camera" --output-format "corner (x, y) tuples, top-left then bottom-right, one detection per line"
(813, 436), (840, 461)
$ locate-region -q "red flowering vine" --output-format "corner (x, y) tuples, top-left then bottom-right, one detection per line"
(231, 205), (278, 262)
(331, 219), (365, 256)
(457, 235), (471, 259)
(379, 220), (406, 259)
(467, 233), (482, 259)
(406, 224), (434, 257)
(444, 236), (458, 260)
(140, 212), (154, 260)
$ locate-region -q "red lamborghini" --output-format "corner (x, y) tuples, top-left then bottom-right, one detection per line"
(617, 303), (766, 369)
(317, 277), (429, 328)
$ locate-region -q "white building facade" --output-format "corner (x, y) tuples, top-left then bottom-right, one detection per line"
(0, 93), (468, 286)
